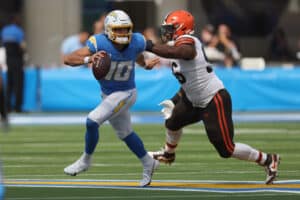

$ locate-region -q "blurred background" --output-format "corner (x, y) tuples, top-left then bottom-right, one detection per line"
(1, 0), (300, 65)
(1, 1), (300, 199)
(0, 0), (300, 124)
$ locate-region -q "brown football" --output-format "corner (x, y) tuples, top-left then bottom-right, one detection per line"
(92, 53), (111, 80)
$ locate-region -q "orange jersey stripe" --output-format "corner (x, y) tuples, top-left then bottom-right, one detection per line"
(175, 37), (195, 47)
(213, 96), (233, 154)
(216, 93), (235, 152)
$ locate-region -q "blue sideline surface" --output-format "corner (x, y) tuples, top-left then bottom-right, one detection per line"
(3, 66), (300, 112)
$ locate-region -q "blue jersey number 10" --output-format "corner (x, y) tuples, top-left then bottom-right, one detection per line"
(104, 61), (133, 81)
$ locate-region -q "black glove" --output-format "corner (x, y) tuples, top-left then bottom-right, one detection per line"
(145, 40), (154, 52)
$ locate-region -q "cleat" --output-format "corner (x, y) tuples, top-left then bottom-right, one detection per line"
(148, 148), (175, 164)
(64, 154), (91, 176)
(264, 154), (280, 184)
(140, 158), (159, 187)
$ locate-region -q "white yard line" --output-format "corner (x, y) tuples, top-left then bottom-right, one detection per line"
(6, 112), (300, 125)
(4, 170), (300, 179)
(6, 193), (295, 200)
(5, 179), (300, 195)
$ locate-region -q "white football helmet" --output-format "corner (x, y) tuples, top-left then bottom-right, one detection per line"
(104, 10), (133, 44)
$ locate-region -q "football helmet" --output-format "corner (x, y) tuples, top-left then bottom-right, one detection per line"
(104, 10), (133, 44)
(161, 10), (194, 42)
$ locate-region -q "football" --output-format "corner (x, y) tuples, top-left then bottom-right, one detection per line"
(92, 52), (111, 80)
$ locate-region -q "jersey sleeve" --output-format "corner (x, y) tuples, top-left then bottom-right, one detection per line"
(86, 35), (98, 54)
(175, 36), (195, 47)
(133, 33), (146, 53)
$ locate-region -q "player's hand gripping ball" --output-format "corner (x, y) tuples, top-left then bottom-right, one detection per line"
(91, 51), (111, 80)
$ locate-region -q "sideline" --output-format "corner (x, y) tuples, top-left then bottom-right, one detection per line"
(5, 179), (300, 194)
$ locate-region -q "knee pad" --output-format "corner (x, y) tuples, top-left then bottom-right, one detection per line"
(211, 140), (233, 158)
(86, 118), (99, 132)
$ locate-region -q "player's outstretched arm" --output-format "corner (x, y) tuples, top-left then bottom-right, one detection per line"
(146, 40), (196, 60)
(136, 54), (160, 70)
(63, 47), (93, 66)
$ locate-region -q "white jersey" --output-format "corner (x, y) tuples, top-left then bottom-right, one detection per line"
(171, 35), (224, 108)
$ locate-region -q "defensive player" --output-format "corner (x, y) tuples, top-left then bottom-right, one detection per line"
(146, 10), (280, 184)
(63, 10), (159, 186)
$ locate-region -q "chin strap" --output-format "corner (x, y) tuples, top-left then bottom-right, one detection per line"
(159, 100), (175, 119)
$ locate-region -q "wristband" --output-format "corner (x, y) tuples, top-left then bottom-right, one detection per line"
(145, 40), (154, 52)
(83, 56), (90, 64)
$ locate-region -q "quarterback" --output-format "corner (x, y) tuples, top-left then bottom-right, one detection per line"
(63, 10), (159, 186)
(146, 10), (280, 184)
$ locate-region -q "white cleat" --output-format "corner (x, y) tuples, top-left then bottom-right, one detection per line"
(64, 154), (91, 176)
(140, 158), (160, 187)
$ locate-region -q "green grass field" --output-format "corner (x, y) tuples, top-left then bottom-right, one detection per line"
(1, 122), (300, 199)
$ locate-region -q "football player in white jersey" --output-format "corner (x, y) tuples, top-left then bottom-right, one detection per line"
(146, 10), (280, 184)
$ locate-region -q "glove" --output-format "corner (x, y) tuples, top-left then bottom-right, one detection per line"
(159, 100), (175, 119)
(145, 40), (154, 52)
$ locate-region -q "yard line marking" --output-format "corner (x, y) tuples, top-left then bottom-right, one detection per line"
(6, 193), (295, 200)
(7, 112), (300, 125)
(4, 179), (300, 194)
(4, 169), (300, 178)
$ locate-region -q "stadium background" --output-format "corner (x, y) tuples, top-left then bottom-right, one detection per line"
(1, 0), (300, 199)
(1, 0), (300, 114)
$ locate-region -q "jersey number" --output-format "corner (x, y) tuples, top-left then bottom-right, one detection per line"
(171, 47), (209, 84)
(105, 61), (133, 81)
(172, 62), (186, 84)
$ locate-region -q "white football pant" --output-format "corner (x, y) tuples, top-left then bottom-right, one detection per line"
(88, 88), (136, 139)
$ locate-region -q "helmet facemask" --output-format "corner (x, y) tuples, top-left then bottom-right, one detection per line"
(107, 25), (133, 44)
(160, 10), (195, 42)
(160, 24), (175, 43)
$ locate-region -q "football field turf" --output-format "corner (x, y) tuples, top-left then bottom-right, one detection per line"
(1, 122), (300, 199)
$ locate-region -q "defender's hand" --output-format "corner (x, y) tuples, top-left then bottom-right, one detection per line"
(145, 57), (160, 70)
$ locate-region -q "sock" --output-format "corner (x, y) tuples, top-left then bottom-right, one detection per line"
(165, 129), (182, 153)
(85, 118), (99, 155)
(141, 153), (153, 167)
(123, 132), (147, 159)
(232, 143), (267, 165)
(81, 152), (92, 164)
